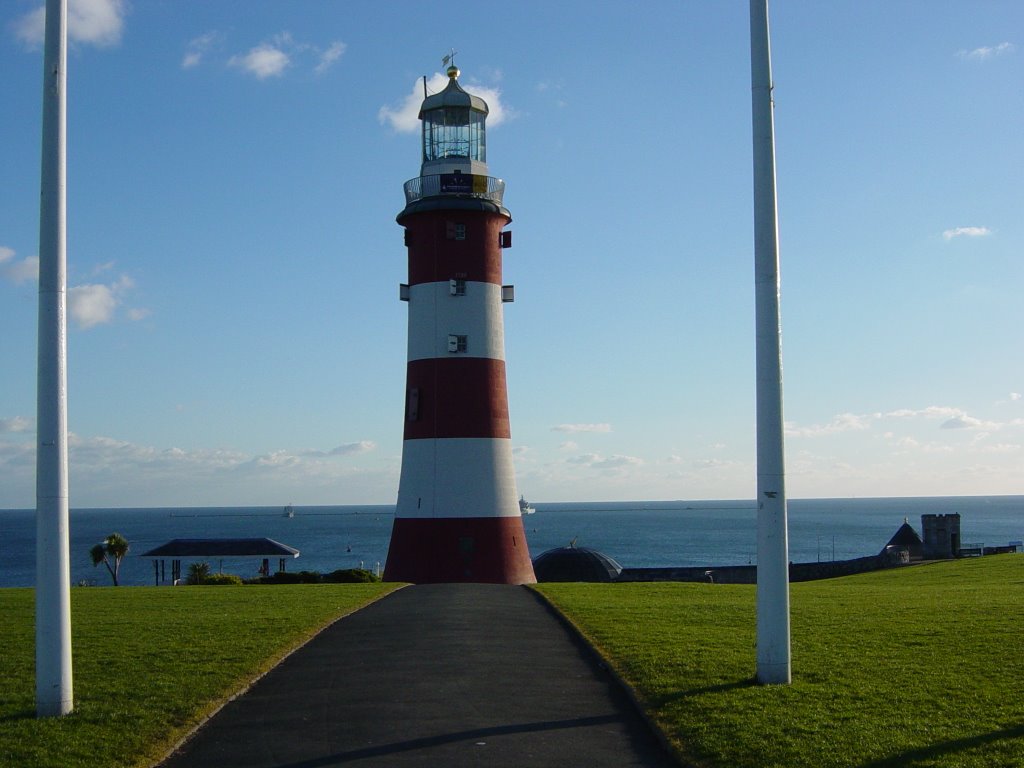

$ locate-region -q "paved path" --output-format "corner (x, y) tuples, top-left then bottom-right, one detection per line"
(158, 583), (678, 767)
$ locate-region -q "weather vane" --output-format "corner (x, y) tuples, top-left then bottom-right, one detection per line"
(442, 48), (457, 68)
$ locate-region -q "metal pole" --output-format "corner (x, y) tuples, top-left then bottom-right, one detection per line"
(750, 0), (791, 685)
(36, 0), (73, 717)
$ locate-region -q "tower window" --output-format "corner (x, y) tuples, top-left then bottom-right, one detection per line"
(447, 334), (468, 353)
(450, 279), (466, 296)
(446, 221), (466, 240)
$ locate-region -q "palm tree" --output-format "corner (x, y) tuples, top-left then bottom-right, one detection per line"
(186, 561), (210, 585)
(89, 532), (130, 586)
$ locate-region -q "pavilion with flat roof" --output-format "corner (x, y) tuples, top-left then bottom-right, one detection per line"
(140, 538), (300, 585)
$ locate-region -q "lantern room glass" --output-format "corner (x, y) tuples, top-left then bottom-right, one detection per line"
(422, 108), (486, 163)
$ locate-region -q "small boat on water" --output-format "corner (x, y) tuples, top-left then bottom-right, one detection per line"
(519, 495), (536, 516)
(283, 504), (295, 518)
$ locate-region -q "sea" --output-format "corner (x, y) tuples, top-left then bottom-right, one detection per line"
(0, 496), (1021, 588)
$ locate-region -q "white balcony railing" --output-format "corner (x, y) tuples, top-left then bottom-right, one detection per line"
(403, 174), (505, 206)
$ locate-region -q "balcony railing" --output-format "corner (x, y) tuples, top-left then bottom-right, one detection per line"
(403, 173), (505, 206)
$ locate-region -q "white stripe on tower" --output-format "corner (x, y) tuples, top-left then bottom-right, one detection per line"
(396, 439), (520, 518)
(406, 281), (506, 362)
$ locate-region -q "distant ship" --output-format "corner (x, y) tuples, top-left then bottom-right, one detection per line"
(519, 495), (536, 516)
(283, 504), (295, 518)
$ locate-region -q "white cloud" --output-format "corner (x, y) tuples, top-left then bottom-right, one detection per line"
(15, 0), (126, 49)
(301, 441), (377, 458)
(941, 415), (991, 430)
(229, 42), (291, 79)
(552, 423), (612, 434)
(972, 442), (1020, 454)
(69, 0), (124, 46)
(887, 405), (999, 432)
(379, 72), (510, 133)
(568, 452), (642, 471)
(593, 454), (642, 470)
(9, 255), (39, 283)
(0, 430), (391, 507)
(380, 73), (447, 133)
(68, 274), (136, 329)
(215, 32), (345, 79)
(314, 41), (346, 74)
(69, 284), (117, 328)
(888, 405), (963, 420)
(957, 42), (1015, 61)
(182, 31), (218, 69)
(1010, 393), (1022, 401)
(786, 412), (877, 438)
(942, 226), (991, 240)
(0, 417), (33, 434)
(0, 247), (39, 284)
(11, 7), (43, 46)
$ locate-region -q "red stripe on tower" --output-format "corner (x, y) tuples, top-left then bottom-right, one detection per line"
(384, 62), (535, 584)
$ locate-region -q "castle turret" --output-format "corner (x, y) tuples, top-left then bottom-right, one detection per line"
(384, 64), (535, 584)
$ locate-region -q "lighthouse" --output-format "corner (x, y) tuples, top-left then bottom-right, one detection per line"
(384, 63), (535, 584)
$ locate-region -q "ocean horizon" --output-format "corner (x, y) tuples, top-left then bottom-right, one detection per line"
(1, 495), (1021, 588)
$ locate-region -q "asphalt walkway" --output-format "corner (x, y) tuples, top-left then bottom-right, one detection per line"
(158, 583), (679, 767)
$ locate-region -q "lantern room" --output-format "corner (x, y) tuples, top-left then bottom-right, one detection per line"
(419, 65), (490, 177)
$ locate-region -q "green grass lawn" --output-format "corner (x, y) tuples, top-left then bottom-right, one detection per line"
(536, 556), (1024, 768)
(0, 583), (399, 768)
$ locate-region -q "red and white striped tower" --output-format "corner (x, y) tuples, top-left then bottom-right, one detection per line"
(384, 63), (535, 584)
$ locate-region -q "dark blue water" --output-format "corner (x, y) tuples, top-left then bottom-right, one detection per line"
(0, 496), (1021, 587)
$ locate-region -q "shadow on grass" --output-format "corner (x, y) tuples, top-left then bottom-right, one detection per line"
(858, 724), (1024, 767)
(651, 678), (757, 707)
(0, 708), (38, 722)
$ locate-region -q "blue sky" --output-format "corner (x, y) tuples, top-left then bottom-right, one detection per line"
(1, 0), (1021, 508)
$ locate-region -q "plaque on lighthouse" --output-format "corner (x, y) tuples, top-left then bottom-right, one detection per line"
(384, 63), (536, 584)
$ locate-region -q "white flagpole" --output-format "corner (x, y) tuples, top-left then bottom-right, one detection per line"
(750, 0), (791, 685)
(36, 0), (73, 717)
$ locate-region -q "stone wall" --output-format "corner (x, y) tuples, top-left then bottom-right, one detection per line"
(618, 554), (901, 584)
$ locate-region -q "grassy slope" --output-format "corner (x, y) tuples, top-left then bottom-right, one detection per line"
(536, 556), (1024, 768)
(0, 583), (398, 768)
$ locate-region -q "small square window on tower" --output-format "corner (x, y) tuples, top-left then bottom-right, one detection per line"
(447, 334), (468, 353)
(450, 278), (467, 296)
(446, 222), (467, 241)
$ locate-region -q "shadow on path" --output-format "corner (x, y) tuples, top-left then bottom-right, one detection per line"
(273, 715), (622, 767)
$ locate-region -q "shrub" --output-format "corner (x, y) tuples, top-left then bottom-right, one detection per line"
(252, 570), (322, 585)
(324, 568), (381, 583)
(202, 573), (243, 586)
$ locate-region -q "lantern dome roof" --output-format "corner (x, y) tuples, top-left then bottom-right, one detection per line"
(419, 67), (489, 118)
